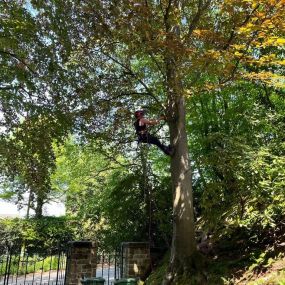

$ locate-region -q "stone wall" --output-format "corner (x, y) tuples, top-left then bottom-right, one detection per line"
(65, 241), (97, 285)
(121, 242), (151, 279)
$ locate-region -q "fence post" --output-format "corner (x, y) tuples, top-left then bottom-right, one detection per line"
(121, 242), (151, 280)
(55, 250), (61, 285)
(3, 251), (11, 285)
(65, 241), (97, 285)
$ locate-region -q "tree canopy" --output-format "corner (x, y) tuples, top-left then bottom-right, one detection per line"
(1, 1), (285, 284)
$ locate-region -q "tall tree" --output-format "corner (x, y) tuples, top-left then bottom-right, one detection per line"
(1, 0), (284, 282)
(47, 1), (283, 281)
(0, 1), (74, 216)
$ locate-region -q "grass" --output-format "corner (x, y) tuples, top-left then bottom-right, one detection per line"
(0, 255), (64, 276)
(246, 270), (285, 285)
(145, 253), (169, 285)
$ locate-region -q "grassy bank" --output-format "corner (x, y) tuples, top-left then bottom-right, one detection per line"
(145, 248), (285, 285)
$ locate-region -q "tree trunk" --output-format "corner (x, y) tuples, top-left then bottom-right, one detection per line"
(35, 192), (44, 218)
(166, 94), (197, 279)
(169, 96), (196, 263)
(163, 3), (196, 275)
(164, 59), (196, 283)
(26, 188), (33, 219)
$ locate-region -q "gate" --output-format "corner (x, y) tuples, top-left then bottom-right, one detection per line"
(0, 244), (66, 285)
(93, 250), (122, 285)
(1, 243), (123, 285)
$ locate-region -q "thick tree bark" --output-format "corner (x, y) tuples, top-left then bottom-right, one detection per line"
(167, 92), (197, 271)
(162, 3), (197, 283)
(169, 96), (196, 262)
(164, 60), (196, 283)
(35, 192), (44, 218)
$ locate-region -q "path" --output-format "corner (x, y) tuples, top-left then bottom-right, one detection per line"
(0, 267), (115, 285)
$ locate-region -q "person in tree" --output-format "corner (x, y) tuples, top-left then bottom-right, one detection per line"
(134, 110), (173, 156)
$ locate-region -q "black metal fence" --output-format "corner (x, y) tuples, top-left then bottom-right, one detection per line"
(0, 245), (66, 285)
(1, 244), (122, 285)
(91, 249), (122, 285)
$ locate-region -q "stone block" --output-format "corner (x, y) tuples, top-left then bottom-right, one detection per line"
(65, 241), (97, 285)
(121, 242), (151, 279)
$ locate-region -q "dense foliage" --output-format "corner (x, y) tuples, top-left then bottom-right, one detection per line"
(1, 0), (285, 282)
(0, 216), (75, 253)
(189, 82), (285, 241)
(52, 140), (172, 249)
(48, 79), (285, 250)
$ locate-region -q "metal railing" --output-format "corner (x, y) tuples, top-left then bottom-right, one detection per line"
(0, 245), (66, 285)
(94, 249), (122, 285)
(1, 244), (123, 285)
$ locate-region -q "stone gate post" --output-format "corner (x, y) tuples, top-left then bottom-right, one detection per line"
(121, 242), (151, 279)
(65, 241), (97, 285)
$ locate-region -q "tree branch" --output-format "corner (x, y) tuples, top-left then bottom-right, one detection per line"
(190, 3), (264, 87)
(185, 0), (211, 40)
(0, 50), (37, 75)
(187, 0), (203, 36)
(0, 85), (18, 90)
(219, 12), (270, 85)
(222, 4), (260, 50)
(164, 0), (173, 24)
(99, 48), (163, 107)
(147, 51), (167, 82)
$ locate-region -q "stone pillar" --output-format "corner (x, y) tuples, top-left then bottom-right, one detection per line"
(65, 241), (97, 285)
(121, 242), (151, 279)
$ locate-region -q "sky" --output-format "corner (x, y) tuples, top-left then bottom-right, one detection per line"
(0, 199), (65, 217)
(0, 200), (19, 216)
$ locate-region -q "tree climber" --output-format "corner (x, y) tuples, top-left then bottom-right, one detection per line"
(134, 110), (174, 156)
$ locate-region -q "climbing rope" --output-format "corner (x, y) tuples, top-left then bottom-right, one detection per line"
(137, 141), (171, 248)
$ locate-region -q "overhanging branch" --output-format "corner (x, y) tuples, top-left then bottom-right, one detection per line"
(0, 50), (37, 75)
(185, 0), (212, 41)
(222, 3), (261, 50)
(99, 48), (164, 108)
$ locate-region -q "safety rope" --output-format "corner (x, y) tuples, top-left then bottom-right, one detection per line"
(137, 141), (171, 249)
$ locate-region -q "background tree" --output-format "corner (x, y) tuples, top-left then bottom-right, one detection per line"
(52, 138), (173, 249)
(189, 81), (285, 237)
(0, 1), (73, 216)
